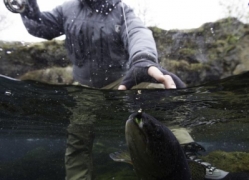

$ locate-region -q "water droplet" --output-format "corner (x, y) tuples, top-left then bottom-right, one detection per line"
(109, 64), (112, 67)
(5, 90), (12, 96)
(210, 28), (214, 34)
(96, 9), (99, 12)
(109, 8), (112, 11)
(0, 48), (3, 51)
(105, 77), (108, 80)
(6, 51), (12, 54)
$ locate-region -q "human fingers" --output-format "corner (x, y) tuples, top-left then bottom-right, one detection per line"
(148, 66), (176, 89)
(118, 85), (127, 90)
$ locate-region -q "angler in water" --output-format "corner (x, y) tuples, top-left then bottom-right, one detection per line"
(5, 0), (186, 179)
(4, 0), (247, 180)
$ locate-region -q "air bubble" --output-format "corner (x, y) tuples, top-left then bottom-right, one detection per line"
(5, 90), (12, 96)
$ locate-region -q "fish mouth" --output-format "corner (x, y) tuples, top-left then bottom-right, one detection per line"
(125, 112), (143, 130)
(125, 112), (148, 146)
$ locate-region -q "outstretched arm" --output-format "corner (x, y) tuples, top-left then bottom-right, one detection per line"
(118, 67), (177, 90)
(118, 3), (185, 90)
(118, 60), (185, 90)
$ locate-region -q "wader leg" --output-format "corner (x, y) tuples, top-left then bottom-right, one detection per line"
(65, 124), (95, 180)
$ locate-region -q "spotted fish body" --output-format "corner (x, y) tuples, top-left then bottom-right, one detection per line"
(126, 112), (191, 180)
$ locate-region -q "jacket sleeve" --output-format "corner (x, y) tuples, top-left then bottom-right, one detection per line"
(20, 0), (64, 40)
(120, 3), (158, 67)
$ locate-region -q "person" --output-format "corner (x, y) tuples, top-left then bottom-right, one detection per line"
(7, 0), (236, 179)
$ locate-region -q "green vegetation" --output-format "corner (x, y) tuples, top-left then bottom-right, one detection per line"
(202, 151), (249, 173)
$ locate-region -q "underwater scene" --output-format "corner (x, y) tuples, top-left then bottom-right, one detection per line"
(0, 72), (248, 180)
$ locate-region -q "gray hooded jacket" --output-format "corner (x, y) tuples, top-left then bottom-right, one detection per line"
(21, 0), (158, 88)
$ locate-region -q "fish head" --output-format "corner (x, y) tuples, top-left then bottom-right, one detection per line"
(125, 112), (184, 179)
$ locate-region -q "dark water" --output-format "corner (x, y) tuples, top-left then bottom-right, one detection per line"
(0, 72), (249, 180)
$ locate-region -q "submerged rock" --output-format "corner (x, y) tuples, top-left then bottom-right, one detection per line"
(202, 151), (249, 173)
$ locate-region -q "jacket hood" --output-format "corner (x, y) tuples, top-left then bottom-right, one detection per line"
(79, 0), (121, 14)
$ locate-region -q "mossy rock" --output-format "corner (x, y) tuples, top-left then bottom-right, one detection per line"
(202, 151), (249, 173)
(19, 66), (74, 85)
(0, 40), (70, 78)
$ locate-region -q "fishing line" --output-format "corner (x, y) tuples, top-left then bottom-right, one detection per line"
(121, 0), (130, 42)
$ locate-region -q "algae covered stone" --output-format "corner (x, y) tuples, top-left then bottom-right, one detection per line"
(202, 151), (249, 173)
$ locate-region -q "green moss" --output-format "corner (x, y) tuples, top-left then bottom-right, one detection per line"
(162, 59), (207, 72)
(150, 26), (162, 34)
(226, 34), (240, 44)
(19, 66), (74, 85)
(202, 151), (249, 173)
(160, 60), (189, 71)
(189, 63), (207, 71)
(215, 40), (227, 47)
(208, 53), (218, 60)
(178, 48), (196, 56)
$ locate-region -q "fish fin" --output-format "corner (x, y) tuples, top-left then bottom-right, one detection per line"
(109, 151), (133, 164)
(187, 160), (206, 180)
